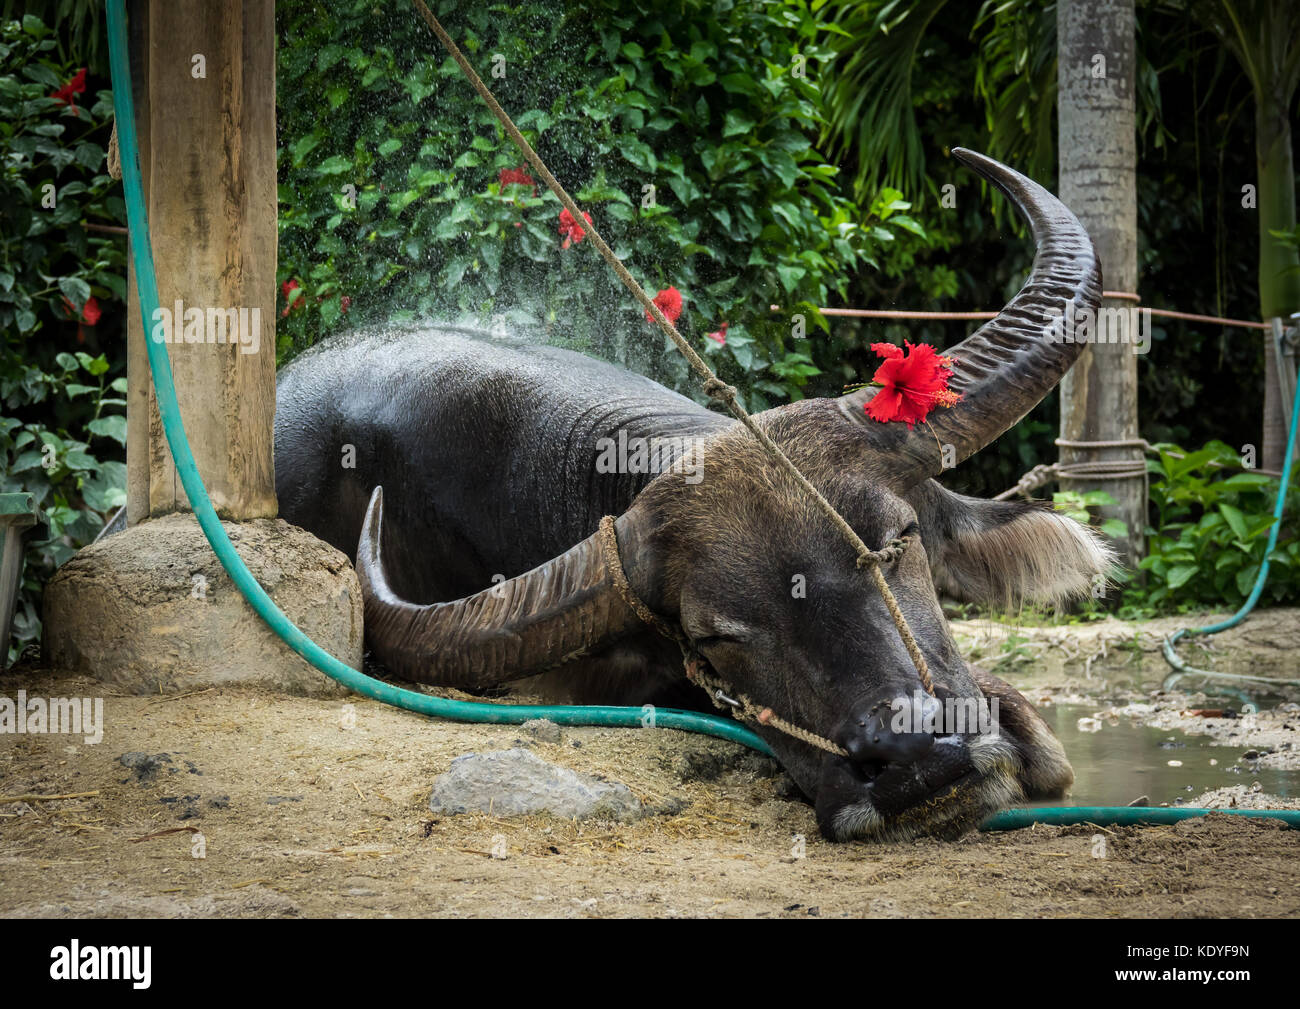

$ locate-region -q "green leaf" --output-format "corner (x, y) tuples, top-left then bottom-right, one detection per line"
(775, 264), (807, 292)
(889, 214), (926, 238)
(1235, 564), (1260, 598)
(1218, 503), (1248, 541)
(87, 414), (127, 446)
(1100, 519), (1128, 539)
(76, 352), (110, 376)
(58, 276), (91, 308)
(291, 133), (322, 165)
(719, 73), (759, 96)
(619, 141), (656, 173)
(723, 111), (756, 137)
(315, 155), (352, 176)
(64, 448), (97, 470)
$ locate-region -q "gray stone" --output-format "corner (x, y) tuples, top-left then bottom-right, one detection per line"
(521, 718), (562, 743)
(43, 512), (360, 696)
(429, 748), (643, 822)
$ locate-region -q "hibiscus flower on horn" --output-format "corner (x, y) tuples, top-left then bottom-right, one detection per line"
(859, 341), (961, 429)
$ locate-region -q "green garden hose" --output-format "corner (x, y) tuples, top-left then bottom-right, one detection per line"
(105, 0), (1296, 832)
(104, 0), (770, 757)
(1161, 343), (1300, 692)
(982, 805), (1300, 830)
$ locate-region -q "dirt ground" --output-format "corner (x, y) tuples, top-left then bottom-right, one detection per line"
(3, 636), (1299, 918)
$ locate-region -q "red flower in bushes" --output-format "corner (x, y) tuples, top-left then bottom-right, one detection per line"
(61, 294), (100, 323)
(498, 166), (537, 196)
(863, 341), (959, 429)
(645, 287), (683, 325)
(557, 207), (592, 249)
(314, 292), (351, 315)
(61, 294), (100, 343)
(706, 322), (728, 345)
(51, 68), (87, 114)
(281, 279), (305, 317)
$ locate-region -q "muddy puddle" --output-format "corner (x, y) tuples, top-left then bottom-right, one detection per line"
(950, 608), (1300, 808)
(1035, 703), (1300, 808)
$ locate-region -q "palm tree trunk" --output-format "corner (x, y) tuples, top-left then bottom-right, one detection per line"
(1201, 0), (1300, 468)
(1056, 0), (1145, 569)
(1256, 78), (1300, 470)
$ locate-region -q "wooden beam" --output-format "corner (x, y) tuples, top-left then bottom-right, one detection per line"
(126, 0), (277, 521)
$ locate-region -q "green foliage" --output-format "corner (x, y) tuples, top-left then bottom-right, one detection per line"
(276, 0), (915, 409)
(1124, 441), (1299, 613)
(818, 0), (948, 202)
(813, 0), (1272, 500)
(1051, 488), (1129, 541)
(0, 15), (126, 662)
(0, 1), (105, 76)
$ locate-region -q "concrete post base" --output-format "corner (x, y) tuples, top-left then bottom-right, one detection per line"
(43, 513), (362, 696)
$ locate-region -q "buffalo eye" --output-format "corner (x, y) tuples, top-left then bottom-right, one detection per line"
(693, 634), (742, 649)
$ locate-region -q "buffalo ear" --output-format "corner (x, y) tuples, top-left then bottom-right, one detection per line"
(905, 479), (1117, 608)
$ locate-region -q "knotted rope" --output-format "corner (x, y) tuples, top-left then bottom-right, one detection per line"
(995, 438), (1286, 501)
(414, 2), (936, 747)
(107, 117), (121, 180)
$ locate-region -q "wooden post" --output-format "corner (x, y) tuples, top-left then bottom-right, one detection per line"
(124, 0), (150, 525)
(1056, 0), (1144, 569)
(48, 0), (363, 693)
(125, 0), (277, 522)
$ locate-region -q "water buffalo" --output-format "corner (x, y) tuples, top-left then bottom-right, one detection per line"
(274, 149), (1112, 841)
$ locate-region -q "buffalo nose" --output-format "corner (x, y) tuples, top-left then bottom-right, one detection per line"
(839, 692), (938, 767)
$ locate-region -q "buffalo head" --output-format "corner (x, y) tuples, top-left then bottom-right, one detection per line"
(353, 149), (1113, 840)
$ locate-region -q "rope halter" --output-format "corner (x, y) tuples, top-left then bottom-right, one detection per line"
(598, 516), (930, 758)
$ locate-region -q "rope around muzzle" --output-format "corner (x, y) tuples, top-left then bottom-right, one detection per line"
(411, 1), (936, 710)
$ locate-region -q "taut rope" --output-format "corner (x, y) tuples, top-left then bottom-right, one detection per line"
(412, 3), (936, 748)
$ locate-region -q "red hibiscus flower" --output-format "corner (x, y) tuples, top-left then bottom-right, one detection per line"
(281, 279), (305, 317)
(645, 286), (683, 325)
(51, 68), (87, 115)
(558, 207), (592, 249)
(340, 295), (351, 314)
(498, 166), (537, 196)
(863, 341), (960, 429)
(61, 293), (100, 344)
(706, 322), (728, 345)
(61, 294), (100, 325)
